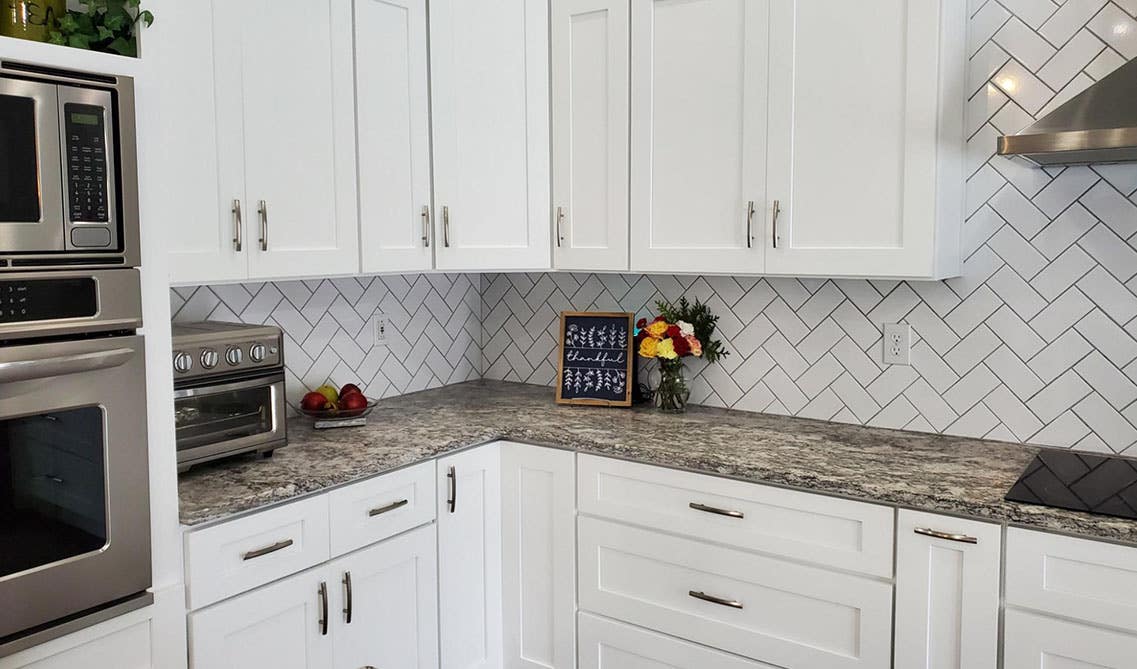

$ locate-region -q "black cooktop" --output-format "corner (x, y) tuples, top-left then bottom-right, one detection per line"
(1006, 449), (1137, 521)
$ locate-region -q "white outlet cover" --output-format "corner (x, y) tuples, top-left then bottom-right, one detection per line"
(883, 323), (910, 365)
(373, 314), (388, 346)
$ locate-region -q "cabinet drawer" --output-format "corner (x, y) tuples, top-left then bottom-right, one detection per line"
(1006, 528), (1137, 633)
(328, 462), (436, 556)
(578, 517), (892, 669)
(578, 613), (778, 669)
(578, 455), (894, 577)
(185, 494), (330, 609)
(1004, 608), (1137, 669)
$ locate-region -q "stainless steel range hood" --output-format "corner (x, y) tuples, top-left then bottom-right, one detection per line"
(997, 57), (1137, 166)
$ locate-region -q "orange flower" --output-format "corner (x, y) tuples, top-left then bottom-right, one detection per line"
(639, 337), (659, 358)
(686, 335), (702, 357)
(645, 320), (669, 339)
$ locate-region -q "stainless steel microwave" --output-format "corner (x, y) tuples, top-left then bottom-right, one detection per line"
(0, 61), (139, 270)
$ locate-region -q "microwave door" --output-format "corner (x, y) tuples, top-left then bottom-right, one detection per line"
(0, 78), (65, 252)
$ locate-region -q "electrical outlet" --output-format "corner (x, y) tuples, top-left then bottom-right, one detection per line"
(883, 323), (910, 365)
(373, 314), (388, 347)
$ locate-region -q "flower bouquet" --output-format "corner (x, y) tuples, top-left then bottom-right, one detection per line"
(635, 297), (728, 413)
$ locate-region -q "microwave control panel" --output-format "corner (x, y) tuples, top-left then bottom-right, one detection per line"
(64, 103), (110, 224)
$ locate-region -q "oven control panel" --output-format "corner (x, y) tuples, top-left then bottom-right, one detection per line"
(0, 278), (97, 324)
(65, 103), (110, 224)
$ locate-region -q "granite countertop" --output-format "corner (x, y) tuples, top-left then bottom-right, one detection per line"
(178, 380), (1137, 545)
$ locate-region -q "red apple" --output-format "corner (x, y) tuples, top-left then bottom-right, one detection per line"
(339, 392), (368, 416)
(340, 383), (363, 398)
(301, 391), (329, 412)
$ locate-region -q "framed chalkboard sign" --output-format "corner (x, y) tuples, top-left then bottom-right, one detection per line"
(555, 311), (634, 407)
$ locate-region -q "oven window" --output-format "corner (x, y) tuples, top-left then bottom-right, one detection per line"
(175, 384), (274, 452)
(0, 407), (107, 579)
(0, 94), (43, 222)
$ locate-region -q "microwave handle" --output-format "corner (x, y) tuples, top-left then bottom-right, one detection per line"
(0, 348), (135, 384)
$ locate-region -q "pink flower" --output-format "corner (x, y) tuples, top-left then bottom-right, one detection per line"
(686, 335), (702, 357)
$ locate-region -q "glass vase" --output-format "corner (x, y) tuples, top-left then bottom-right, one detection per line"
(654, 359), (690, 414)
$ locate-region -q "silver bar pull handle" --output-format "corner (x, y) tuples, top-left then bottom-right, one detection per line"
(318, 581), (329, 636)
(257, 200), (269, 251)
(232, 199), (243, 252)
(447, 465), (456, 513)
(342, 571), (353, 624)
(745, 200), (755, 249)
(689, 590), (743, 609)
(772, 200), (781, 249)
(556, 206), (565, 248)
(368, 499), (409, 517)
(421, 205), (431, 247)
(689, 502), (745, 519)
(914, 527), (978, 544)
(241, 538), (294, 561)
(0, 348), (134, 384)
(442, 206), (451, 248)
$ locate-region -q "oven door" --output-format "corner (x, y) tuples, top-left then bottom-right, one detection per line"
(0, 77), (65, 252)
(174, 372), (286, 467)
(0, 335), (150, 642)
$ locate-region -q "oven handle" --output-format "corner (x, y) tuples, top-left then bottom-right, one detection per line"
(174, 373), (285, 399)
(0, 348), (135, 384)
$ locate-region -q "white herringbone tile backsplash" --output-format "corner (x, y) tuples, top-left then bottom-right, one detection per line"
(173, 1), (1137, 455)
(171, 274), (481, 409)
(482, 1), (1137, 456)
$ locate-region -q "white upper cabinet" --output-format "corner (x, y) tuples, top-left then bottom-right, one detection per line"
(167, 0), (359, 284)
(157, 0), (240, 284)
(764, 0), (965, 279)
(355, 0), (434, 273)
(552, 0), (630, 271)
(429, 0), (551, 271)
(223, 0), (359, 280)
(629, 0), (769, 275)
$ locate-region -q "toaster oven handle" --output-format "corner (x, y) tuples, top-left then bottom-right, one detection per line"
(0, 348), (135, 384)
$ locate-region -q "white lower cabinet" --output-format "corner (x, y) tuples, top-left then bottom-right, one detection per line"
(437, 445), (504, 669)
(189, 566), (332, 669)
(1003, 609), (1137, 669)
(578, 613), (778, 669)
(331, 525), (438, 669)
(501, 443), (577, 669)
(578, 516), (893, 669)
(894, 510), (1001, 669)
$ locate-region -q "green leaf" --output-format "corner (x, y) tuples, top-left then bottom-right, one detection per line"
(139, 9), (153, 26)
(58, 12), (80, 32)
(104, 11), (127, 31)
(106, 36), (134, 57)
(47, 31), (66, 45)
(68, 33), (91, 49)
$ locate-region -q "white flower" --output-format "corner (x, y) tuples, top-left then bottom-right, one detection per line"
(677, 320), (695, 337)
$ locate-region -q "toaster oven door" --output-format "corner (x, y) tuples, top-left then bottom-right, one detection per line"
(0, 77), (65, 252)
(174, 372), (286, 468)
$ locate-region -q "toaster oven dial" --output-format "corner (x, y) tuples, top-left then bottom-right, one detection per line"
(225, 346), (243, 366)
(200, 349), (220, 369)
(173, 351), (193, 374)
(249, 343), (267, 363)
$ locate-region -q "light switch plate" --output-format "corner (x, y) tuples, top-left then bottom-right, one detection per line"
(883, 323), (910, 365)
(373, 314), (388, 347)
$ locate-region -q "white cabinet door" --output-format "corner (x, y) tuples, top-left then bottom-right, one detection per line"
(765, 0), (965, 278)
(429, 0), (551, 271)
(894, 510), (1001, 669)
(218, 0), (359, 280)
(630, 0), (768, 274)
(500, 443), (576, 669)
(437, 444), (503, 669)
(355, 0), (434, 273)
(330, 525), (439, 669)
(159, 0), (245, 284)
(1004, 609), (1137, 669)
(578, 613), (779, 669)
(189, 566), (333, 669)
(551, 0), (630, 271)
